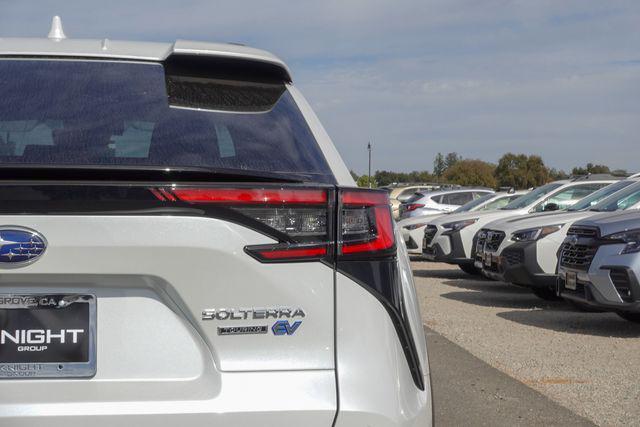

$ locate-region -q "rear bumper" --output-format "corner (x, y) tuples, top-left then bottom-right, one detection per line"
(0, 370), (337, 426)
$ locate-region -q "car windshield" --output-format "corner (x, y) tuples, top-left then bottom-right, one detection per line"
(0, 59), (333, 182)
(591, 182), (640, 212)
(568, 180), (633, 211)
(454, 193), (495, 213)
(500, 183), (563, 210)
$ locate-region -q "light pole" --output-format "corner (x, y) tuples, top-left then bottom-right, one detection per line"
(367, 142), (372, 188)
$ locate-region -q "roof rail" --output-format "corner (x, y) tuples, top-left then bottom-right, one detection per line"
(628, 172), (640, 179)
(570, 173), (620, 182)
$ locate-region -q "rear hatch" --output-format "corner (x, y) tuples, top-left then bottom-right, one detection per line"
(0, 55), (340, 424)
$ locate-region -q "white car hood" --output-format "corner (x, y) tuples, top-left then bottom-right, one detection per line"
(483, 210), (598, 235)
(397, 212), (448, 228)
(429, 209), (526, 227)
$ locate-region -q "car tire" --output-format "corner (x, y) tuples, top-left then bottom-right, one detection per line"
(616, 312), (640, 323)
(458, 264), (480, 276)
(531, 287), (562, 301)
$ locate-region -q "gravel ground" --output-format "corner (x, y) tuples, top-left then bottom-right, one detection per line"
(413, 260), (640, 426)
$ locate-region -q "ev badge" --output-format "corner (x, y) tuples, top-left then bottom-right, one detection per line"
(272, 320), (302, 336)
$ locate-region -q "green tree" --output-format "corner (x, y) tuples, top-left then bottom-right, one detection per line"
(495, 153), (549, 189)
(572, 163), (611, 176)
(443, 159), (497, 188)
(548, 168), (568, 180)
(356, 175), (377, 188)
(525, 155), (549, 186)
(445, 152), (461, 169)
(349, 170), (359, 181)
(433, 153), (446, 181)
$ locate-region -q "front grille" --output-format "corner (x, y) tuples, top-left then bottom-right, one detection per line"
(484, 230), (506, 252)
(475, 230), (488, 256)
(609, 268), (633, 302)
(560, 243), (597, 270)
(567, 226), (599, 238)
(503, 248), (524, 266)
(423, 225), (437, 246)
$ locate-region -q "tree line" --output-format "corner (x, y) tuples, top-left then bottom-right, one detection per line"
(351, 152), (628, 189)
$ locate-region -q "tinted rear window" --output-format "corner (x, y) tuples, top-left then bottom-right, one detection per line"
(0, 60), (333, 182)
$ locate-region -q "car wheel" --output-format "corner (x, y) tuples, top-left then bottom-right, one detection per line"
(531, 287), (562, 301)
(616, 312), (640, 323)
(458, 264), (480, 276)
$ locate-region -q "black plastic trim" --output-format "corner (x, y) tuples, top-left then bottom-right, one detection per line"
(498, 241), (558, 289)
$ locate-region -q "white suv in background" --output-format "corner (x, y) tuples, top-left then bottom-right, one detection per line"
(422, 176), (618, 274)
(399, 191), (527, 255)
(0, 23), (432, 426)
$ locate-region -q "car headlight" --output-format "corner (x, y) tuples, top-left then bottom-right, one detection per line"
(404, 223), (429, 231)
(442, 219), (478, 233)
(511, 224), (563, 242)
(603, 229), (640, 254)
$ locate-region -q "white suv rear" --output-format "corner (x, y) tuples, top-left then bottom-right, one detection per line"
(0, 29), (432, 426)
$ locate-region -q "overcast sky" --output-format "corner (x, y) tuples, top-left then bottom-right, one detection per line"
(1, 1), (638, 174)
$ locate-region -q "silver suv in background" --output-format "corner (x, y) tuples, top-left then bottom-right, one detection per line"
(558, 210), (640, 322)
(390, 185), (442, 219)
(478, 178), (640, 299)
(398, 188), (494, 219)
(0, 21), (432, 426)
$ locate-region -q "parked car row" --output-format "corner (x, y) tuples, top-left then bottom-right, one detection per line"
(398, 190), (527, 254)
(409, 174), (640, 322)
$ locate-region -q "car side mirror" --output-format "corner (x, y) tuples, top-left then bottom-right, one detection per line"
(543, 202), (560, 212)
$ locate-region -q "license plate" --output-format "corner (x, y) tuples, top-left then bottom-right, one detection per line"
(565, 272), (577, 290)
(484, 253), (492, 267)
(0, 294), (96, 379)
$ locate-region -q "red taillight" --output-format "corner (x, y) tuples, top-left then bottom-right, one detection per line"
(150, 186), (331, 262)
(339, 189), (396, 256)
(244, 243), (328, 262)
(170, 188), (327, 204)
(404, 203), (425, 212)
(149, 186), (395, 262)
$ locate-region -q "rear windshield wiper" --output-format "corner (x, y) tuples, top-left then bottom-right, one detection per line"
(0, 165), (309, 183)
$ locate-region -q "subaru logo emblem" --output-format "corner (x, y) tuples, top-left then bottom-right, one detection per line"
(0, 227), (47, 267)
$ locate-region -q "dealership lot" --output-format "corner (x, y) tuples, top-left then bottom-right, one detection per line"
(414, 261), (640, 426)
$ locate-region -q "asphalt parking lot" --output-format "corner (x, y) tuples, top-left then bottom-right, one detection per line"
(414, 260), (640, 426)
